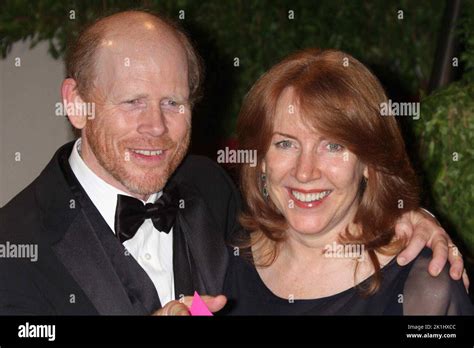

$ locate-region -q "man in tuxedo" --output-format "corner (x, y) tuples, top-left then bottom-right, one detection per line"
(0, 10), (466, 315)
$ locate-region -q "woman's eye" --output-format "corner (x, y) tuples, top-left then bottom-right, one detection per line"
(275, 140), (293, 149)
(326, 143), (344, 152)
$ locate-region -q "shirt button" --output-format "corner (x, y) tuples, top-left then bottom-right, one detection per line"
(144, 253), (151, 260)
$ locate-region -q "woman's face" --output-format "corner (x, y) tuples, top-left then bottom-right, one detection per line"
(262, 87), (367, 238)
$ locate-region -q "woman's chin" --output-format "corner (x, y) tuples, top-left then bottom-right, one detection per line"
(288, 220), (328, 236)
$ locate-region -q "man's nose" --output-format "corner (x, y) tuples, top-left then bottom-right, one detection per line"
(136, 104), (167, 137)
(294, 151), (322, 183)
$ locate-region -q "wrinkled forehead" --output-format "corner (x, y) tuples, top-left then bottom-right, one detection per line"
(98, 31), (187, 71)
(92, 24), (189, 91)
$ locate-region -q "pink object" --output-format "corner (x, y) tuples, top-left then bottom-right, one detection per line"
(190, 291), (213, 316)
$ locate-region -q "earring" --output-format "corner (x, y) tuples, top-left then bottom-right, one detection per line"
(362, 176), (368, 189)
(261, 173), (269, 200)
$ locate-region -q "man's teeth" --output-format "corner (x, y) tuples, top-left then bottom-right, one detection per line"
(132, 149), (163, 156)
(292, 190), (331, 202)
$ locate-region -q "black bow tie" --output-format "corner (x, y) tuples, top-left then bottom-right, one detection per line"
(114, 185), (180, 243)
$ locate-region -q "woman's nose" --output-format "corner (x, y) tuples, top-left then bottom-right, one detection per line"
(294, 152), (321, 183)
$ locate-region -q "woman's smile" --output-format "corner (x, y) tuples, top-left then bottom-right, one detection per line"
(287, 187), (332, 208)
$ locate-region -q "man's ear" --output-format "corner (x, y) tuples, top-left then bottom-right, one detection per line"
(61, 78), (87, 130)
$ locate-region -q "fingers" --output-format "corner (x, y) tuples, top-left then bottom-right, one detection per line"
(394, 220), (412, 266)
(397, 226), (429, 266)
(447, 243), (464, 280)
(180, 296), (194, 308)
(179, 294), (227, 313)
(394, 212), (415, 265)
(166, 301), (190, 316)
(200, 295), (227, 313)
(394, 219), (412, 240)
(427, 233), (449, 276)
(154, 300), (190, 316)
(152, 294), (227, 316)
(462, 269), (470, 293)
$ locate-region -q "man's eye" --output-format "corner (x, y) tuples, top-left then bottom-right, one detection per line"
(326, 143), (344, 152)
(125, 99), (141, 105)
(162, 99), (180, 110)
(162, 99), (179, 107)
(275, 140), (293, 149)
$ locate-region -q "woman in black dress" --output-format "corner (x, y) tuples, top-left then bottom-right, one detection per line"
(222, 49), (473, 315)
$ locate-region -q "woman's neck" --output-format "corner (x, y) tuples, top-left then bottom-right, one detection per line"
(252, 221), (397, 300)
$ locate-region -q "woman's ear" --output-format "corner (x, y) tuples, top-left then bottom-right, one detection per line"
(261, 158), (266, 173)
(61, 78), (88, 130)
(363, 166), (369, 180)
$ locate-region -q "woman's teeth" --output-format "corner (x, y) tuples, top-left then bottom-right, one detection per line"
(132, 149), (163, 156)
(291, 190), (331, 202)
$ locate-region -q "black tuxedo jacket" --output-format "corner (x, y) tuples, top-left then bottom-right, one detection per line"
(0, 142), (241, 315)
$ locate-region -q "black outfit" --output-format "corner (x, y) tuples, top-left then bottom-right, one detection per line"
(223, 247), (473, 315)
(0, 141), (241, 315)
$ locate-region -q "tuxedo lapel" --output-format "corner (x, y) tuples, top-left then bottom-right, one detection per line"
(172, 220), (196, 298)
(38, 142), (229, 313)
(174, 183), (229, 296)
(80, 195), (161, 314)
(51, 212), (139, 315)
(39, 142), (160, 315)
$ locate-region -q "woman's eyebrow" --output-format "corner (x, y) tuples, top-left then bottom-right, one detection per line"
(273, 132), (298, 140)
(273, 131), (328, 143)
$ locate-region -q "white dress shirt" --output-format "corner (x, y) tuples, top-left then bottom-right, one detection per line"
(68, 138), (175, 305)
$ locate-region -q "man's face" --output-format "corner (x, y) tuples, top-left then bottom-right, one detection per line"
(81, 27), (191, 198)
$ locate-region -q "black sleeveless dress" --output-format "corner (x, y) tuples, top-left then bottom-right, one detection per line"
(221, 247), (473, 315)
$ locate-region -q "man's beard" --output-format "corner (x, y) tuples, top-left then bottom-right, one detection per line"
(85, 122), (190, 197)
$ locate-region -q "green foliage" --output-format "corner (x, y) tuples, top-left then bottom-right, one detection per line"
(415, 3), (474, 254)
(459, 1), (474, 83)
(0, 0), (443, 135)
(416, 81), (474, 254)
(1, 0), (473, 252)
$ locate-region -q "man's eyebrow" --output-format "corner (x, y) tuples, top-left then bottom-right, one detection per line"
(167, 95), (190, 103)
(123, 93), (149, 100)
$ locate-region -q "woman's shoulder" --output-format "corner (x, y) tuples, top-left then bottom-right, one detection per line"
(402, 248), (473, 315)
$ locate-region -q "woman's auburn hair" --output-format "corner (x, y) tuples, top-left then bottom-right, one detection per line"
(236, 48), (420, 294)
